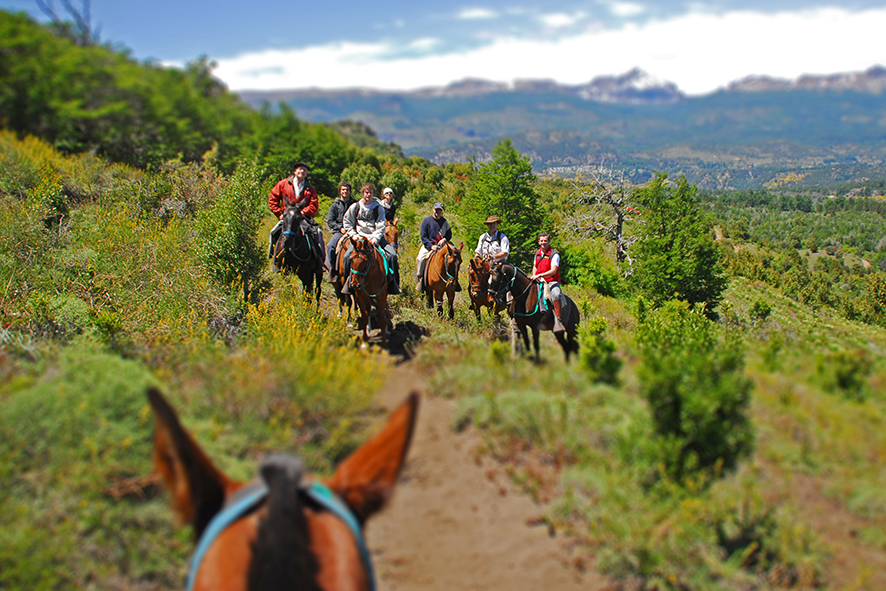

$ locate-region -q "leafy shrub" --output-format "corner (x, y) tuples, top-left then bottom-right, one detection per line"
(636, 301), (755, 485)
(578, 316), (621, 384)
(749, 299), (772, 323)
(559, 242), (620, 296)
(816, 348), (872, 402)
(339, 163), (381, 192)
(196, 159), (266, 302)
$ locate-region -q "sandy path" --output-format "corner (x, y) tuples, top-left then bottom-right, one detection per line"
(366, 362), (609, 591)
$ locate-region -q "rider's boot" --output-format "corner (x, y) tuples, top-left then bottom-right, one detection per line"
(340, 259), (352, 295)
(388, 277), (401, 295)
(552, 298), (566, 333)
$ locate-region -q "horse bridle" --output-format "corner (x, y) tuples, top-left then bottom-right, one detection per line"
(278, 209), (313, 263)
(490, 265), (540, 315)
(186, 479), (376, 591)
(468, 258), (489, 298)
(431, 243), (460, 287)
(349, 242), (387, 298)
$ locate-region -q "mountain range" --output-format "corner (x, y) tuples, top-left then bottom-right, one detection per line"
(238, 66), (886, 190)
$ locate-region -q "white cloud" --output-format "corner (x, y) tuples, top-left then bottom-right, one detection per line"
(457, 8), (499, 20)
(408, 37), (440, 51)
(539, 12), (585, 28)
(607, 1), (645, 18)
(212, 8), (886, 96)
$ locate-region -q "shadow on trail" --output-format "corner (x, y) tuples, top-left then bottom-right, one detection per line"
(356, 316), (429, 362)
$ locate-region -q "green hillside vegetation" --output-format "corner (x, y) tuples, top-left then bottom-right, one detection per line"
(2, 13), (886, 590)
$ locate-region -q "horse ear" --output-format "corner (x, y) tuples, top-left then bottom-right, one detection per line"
(327, 392), (419, 526)
(147, 388), (232, 538)
(393, 216), (399, 226)
(457, 241), (464, 251)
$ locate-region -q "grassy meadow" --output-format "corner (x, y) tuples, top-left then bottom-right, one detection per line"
(2, 131), (886, 591)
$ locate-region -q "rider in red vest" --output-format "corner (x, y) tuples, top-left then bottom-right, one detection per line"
(530, 232), (565, 332)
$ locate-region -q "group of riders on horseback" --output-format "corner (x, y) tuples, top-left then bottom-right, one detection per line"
(268, 159), (571, 336)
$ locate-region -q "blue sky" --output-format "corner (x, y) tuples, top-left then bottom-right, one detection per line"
(4, 0), (886, 95)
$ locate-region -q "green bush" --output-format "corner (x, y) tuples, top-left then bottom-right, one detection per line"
(578, 316), (621, 384)
(339, 163), (381, 192)
(559, 242), (621, 296)
(196, 159), (266, 302)
(636, 301), (755, 485)
(816, 348), (872, 402)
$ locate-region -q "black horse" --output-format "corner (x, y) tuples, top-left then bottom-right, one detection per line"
(273, 205), (323, 302)
(489, 262), (580, 362)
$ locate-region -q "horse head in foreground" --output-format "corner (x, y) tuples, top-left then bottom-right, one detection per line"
(148, 387), (418, 591)
(467, 255), (505, 321)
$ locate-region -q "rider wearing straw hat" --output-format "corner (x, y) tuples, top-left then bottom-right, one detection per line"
(475, 215), (509, 263)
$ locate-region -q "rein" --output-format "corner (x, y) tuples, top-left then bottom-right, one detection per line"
(350, 244), (388, 298)
(491, 265), (545, 317)
(430, 244), (459, 288)
(278, 213), (314, 263)
(186, 480), (376, 591)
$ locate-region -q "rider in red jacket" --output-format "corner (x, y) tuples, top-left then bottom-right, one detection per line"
(268, 161), (325, 270)
(268, 161), (319, 219)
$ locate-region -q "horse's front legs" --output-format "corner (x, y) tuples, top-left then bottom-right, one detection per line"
(446, 289), (455, 319)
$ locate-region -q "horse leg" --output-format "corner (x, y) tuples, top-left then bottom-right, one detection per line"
(446, 289), (455, 320)
(426, 287), (434, 309)
(531, 325), (541, 362)
(378, 294), (389, 347)
(435, 292), (444, 316)
(517, 322), (531, 356)
(554, 331), (570, 361)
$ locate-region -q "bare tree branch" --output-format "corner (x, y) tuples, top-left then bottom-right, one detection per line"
(34, 0), (98, 45)
(563, 163), (642, 277)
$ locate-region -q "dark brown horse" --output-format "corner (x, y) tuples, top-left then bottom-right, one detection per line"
(148, 387), (418, 591)
(425, 240), (463, 319)
(273, 205), (323, 303)
(489, 262), (580, 361)
(467, 255), (506, 321)
(349, 236), (390, 346)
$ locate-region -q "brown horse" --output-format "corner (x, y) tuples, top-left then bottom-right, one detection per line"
(349, 236), (390, 346)
(425, 240), (463, 319)
(489, 262), (580, 362)
(467, 255), (506, 321)
(383, 218), (400, 254)
(148, 387), (418, 591)
(273, 205), (323, 304)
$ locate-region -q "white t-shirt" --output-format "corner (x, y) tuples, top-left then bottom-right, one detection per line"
(475, 230), (510, 259)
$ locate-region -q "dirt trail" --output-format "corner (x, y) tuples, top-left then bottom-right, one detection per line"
(366, 362), (609, 591)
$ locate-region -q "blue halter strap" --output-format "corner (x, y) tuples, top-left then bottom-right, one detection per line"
(185, 481), (375, 591)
